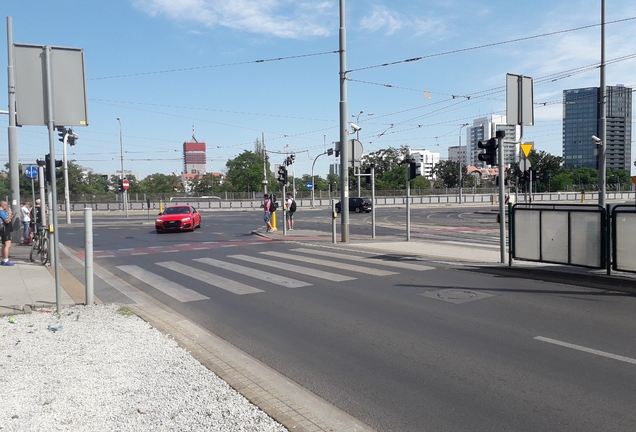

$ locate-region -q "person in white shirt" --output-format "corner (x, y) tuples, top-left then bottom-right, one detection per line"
(20, 202), (32, 245)
(285, 193), (295, 230)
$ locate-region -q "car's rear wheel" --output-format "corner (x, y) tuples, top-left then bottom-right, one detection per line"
(355, 207), (361, 213)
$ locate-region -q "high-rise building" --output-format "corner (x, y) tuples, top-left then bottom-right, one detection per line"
(468, 115), (519, 167)
(562, 85), (632, 171)
(183, 141), (206, 174)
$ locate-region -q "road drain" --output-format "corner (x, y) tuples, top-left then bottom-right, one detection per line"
(419, 288), (494, 304)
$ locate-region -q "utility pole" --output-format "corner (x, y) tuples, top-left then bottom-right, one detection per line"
(339, 0), (350, 242)
(598, 0), (607, 208)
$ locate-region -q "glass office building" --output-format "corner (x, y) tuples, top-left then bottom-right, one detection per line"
(563, 86), (632, 171)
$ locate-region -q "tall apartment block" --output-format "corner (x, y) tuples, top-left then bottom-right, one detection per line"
(562, 85), (632, 171)
(468, 115), (519, 168)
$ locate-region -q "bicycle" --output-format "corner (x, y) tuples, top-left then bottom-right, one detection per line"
(29, 224), (49, 265)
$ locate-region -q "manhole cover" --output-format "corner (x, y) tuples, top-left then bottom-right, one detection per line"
(419, 288), (494, 304)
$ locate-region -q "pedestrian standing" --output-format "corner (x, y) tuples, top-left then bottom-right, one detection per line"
(20, 202), (31, 245)
(0, 201), (15, 266)
(261, 194), (274, 233)
(285, 192), (295, 230)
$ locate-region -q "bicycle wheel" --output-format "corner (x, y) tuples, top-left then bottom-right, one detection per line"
(29, 237), (40, 262)
(39, 237), (49, 265)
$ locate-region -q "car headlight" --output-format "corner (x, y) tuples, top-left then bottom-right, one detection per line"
(156, 219), (163, 223)
(181, 217), (191, 222)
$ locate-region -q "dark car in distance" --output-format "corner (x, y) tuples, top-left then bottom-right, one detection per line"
(335, 197), (373, 213)
(155, 205), (201, 233)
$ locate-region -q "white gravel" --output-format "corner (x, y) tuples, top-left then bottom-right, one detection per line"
(0, 304), (288, 432)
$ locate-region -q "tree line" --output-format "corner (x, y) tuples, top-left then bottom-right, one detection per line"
(2, 145), (633, 201)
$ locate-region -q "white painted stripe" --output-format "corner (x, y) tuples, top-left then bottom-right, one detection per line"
(131, 253), (148, 256)
(192, 247), (208, 250)
(229, 254), (355, 282)
(221, 244), (238, 248)
(117, 265), (210, 302)
(194, 258), (311, 288)
(156, 261), (263, 295)
(534, 336), (636, 365)
(162, 250), (179, 253)
(99, 254), (116, 258)
(176, 243), (191, 247)
(290, 248), (434, 271)
(264, 251), (397, 277)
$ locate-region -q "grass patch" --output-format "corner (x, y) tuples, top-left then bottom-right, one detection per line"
(116, 306), (135, 317)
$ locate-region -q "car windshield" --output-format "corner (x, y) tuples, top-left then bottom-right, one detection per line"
(163, 207), (190, 215)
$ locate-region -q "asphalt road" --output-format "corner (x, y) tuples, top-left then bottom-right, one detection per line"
(58, 209), (636, 431)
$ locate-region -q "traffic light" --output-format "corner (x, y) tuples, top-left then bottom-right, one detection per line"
(68, 130), (78, 147)
(477, 137), (498, 166)
(334, 141), (340, 157)
(118, 179), (124, 192)
(365, 166), (371, 184)
(44, 153), (63, 184)
(57, 126), (68, 144)
(277, 165), (288, 183)
(408, 161), (421, 181)
(327, 148), (333, 156)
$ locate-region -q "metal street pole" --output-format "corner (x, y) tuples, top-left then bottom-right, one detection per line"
(339, 0), (350, 242)
(598, 0), (607, 208)
(6, 17), (21, 231)
(458, 123), (469, 204)
(497, 130), (506, 264)
(62, 130), (71, 224)
(262, 132), (268, 196)
(311, 151), (327, 208)
(117, 118), (128, 218)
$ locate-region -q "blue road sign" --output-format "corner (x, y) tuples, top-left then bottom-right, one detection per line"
(306, 182), (313, 190)
(24, 165), (38, 179)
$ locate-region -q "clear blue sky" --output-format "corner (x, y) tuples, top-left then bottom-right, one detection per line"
(2, 0), (635, 180)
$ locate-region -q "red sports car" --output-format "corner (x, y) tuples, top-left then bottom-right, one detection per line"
(155, 205), (201, 233)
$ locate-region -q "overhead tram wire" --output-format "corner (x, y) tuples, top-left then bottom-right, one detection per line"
(345, 17), (636, 74)
(89, 50), (339, 81)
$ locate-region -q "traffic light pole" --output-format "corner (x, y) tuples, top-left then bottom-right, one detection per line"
(339, 0), (349, 243)
(44, 46), (62, 311)
(497, 131), (506, 264)
(61, 131), (71, 224)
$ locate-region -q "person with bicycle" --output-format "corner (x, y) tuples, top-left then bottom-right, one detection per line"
(0, 201), (14, 266)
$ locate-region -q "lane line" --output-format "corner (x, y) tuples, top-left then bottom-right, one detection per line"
(290, 248), (435, 271)
(229, 254), (355, 282)
(534, 336), (636, 365)
(194, 258), (311, 288)
(264, 251), (397, 276)
(156, 261), (263, 295)
(117, 265), (210, 302)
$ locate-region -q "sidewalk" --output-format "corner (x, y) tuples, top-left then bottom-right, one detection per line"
(0, 242), (76, 316)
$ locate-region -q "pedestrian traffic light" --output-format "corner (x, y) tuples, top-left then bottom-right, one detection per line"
(277, 165), (288, 183)
(477, 137), (498, 166)
(44, 153), (63, 184)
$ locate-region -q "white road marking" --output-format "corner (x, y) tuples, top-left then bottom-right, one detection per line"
(264, 251), (397, 277)
(229, 254), (355, 282)
(194, 258), (311, 288)
(290, 248), (435, 271)
(156, 261), (263, 295)
(117, 265), (210, 302)
(534, 336), (636, 365)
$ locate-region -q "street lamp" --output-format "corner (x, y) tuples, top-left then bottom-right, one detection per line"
(116, 117), (128, 218)
(351, 111), (373, 196)
(458, 123), (469, 203)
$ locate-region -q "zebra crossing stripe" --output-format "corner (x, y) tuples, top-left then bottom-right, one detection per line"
(229, 254), (356, 282)
(156, 261), (263, 295)
(117, 265), (210, 302)
(263, 251), (398, 277)
(290, 248), (435, 271)
(194, 258), (311, 288)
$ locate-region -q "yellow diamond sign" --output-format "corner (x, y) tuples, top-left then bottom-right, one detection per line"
(520, 143), (533, 159)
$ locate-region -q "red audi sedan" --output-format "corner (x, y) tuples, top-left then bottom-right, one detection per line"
(155, 205), (201, 233)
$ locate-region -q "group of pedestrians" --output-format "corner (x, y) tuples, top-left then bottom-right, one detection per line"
(0, 199), (44, 267)
(261, 192), (296, 232)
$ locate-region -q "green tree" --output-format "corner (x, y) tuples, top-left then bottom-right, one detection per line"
(224, 150), (267, 193)
(432, 160), (460, 188)
(137, 173), (181, 194)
